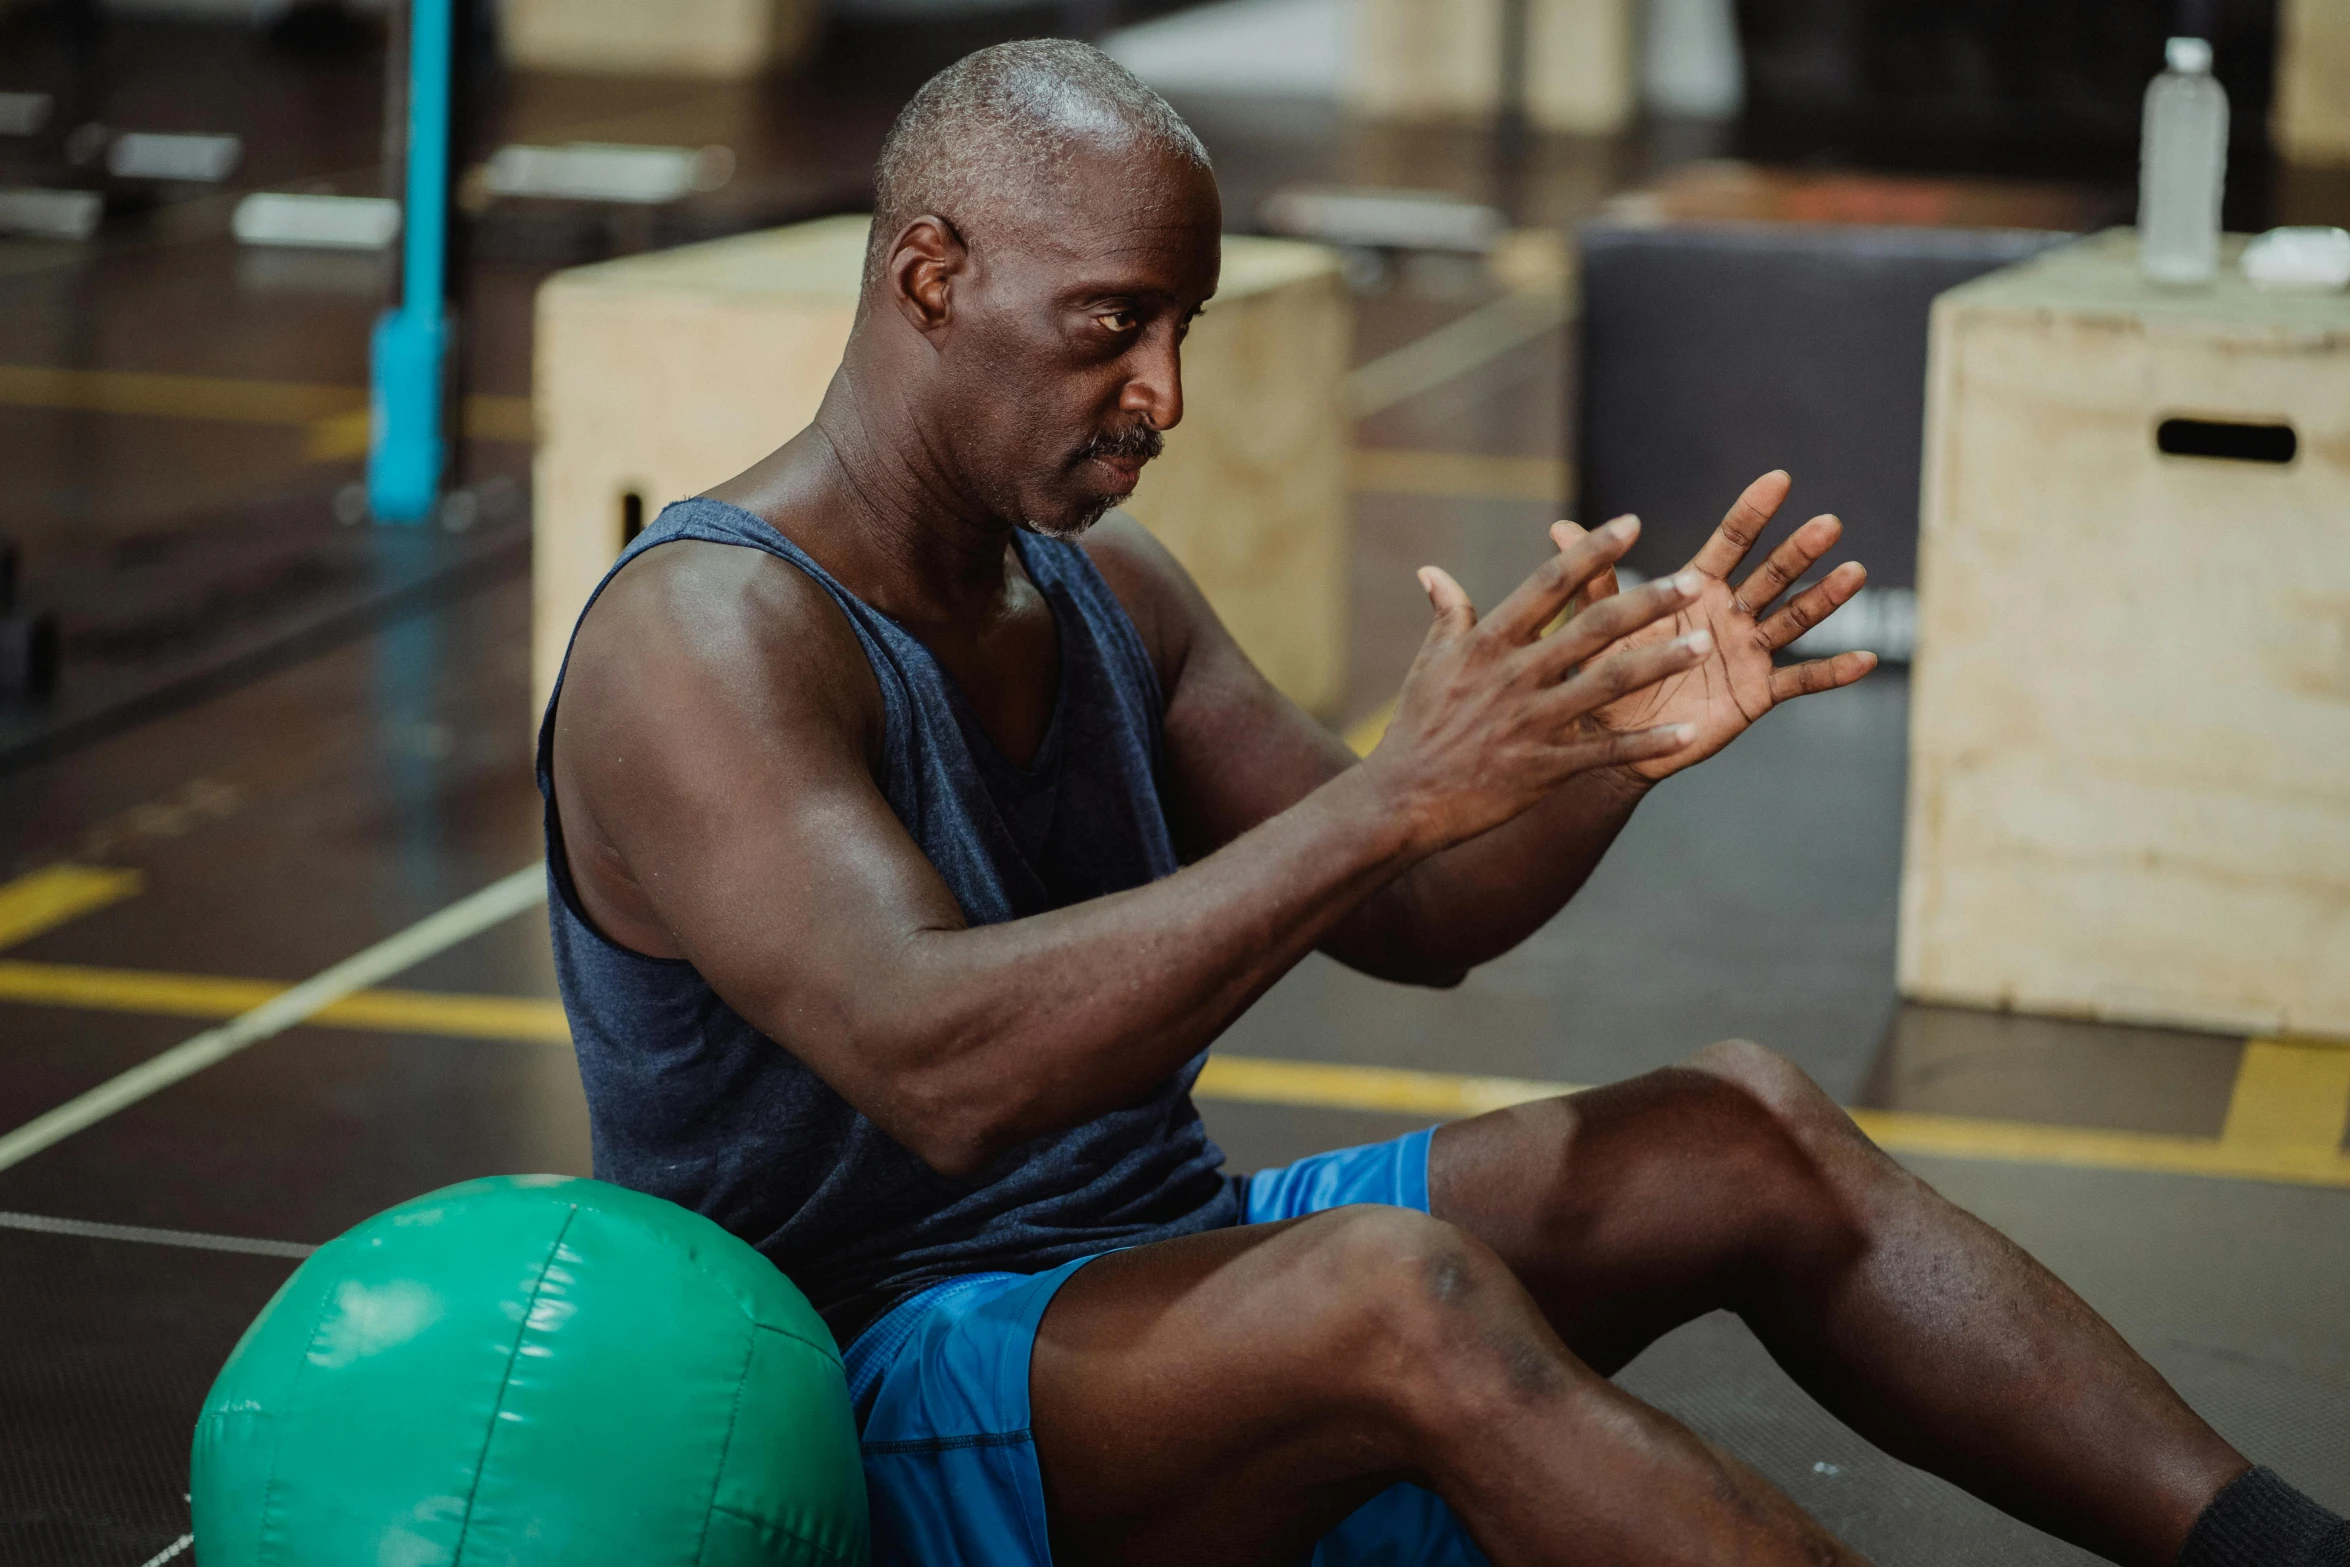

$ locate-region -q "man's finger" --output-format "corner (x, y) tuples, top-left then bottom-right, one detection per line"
(1542, 627), (1711, 721)
(1418, 565), (1477, 636)
(1766, 649), (1878, 703)
(1690, 470), (1791, 580)
(1732, 514), (1842, 618)
(1551, 720), (1697, 774)
(1526, 569), (1699, 677)
(1483, 516), (1638, 644)
(1548, 520), (1621, 619)
(1756, 561), (1867, 652)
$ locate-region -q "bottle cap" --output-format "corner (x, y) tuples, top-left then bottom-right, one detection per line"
(2166, 36), (2212, 74)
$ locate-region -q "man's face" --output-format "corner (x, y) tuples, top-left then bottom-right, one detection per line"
(934, 141), (1222, 538)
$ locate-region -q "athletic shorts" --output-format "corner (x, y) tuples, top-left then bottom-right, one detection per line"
(841, 1125), (1493, 1566)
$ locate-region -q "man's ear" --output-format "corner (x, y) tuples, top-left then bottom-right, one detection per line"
(886, 215), (965, 339)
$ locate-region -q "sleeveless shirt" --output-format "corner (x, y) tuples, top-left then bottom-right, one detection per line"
(536, 497), (1240, 1341)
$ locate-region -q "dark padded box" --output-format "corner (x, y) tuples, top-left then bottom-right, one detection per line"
(1576, 222), (2067, 589)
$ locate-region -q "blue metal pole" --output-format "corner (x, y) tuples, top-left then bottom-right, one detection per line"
(366, 0), (454, 525)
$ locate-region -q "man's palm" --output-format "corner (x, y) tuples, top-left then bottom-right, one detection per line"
(1572, 472), (1876, 781)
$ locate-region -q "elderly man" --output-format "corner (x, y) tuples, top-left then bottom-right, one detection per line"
(539, 38), (2341, 1567)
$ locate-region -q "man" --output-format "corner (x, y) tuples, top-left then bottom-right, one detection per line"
(539, 38), (2343, 1567)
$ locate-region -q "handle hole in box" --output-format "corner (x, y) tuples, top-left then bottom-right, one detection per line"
(2155, 417), (2297, 465)
(620, 490), (645, 548)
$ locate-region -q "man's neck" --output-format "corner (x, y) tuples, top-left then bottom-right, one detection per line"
(709, 362), (1027, 630)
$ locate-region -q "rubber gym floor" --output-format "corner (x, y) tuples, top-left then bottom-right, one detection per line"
(2, 16), (2346, 1567)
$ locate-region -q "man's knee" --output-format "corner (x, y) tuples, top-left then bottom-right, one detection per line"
(1288, 1206), (1567, 1410)
(1675, 1039), (1904, 1239)
(1686, 1038), (1856, 1149)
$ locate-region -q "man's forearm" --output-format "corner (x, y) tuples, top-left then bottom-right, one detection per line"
(1318, 763), (1651, 983)
(784, 764), (1429, 1175)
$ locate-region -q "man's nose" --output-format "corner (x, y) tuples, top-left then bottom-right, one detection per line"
(1119, 327), (1184, 432)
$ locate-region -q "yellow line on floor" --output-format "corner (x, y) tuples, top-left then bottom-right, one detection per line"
(0, 866), (143, 953)
(0, 868), (549, 1173)
(1849, 1107), (2350, 1188)
(303, 395), (534, 459)
(1197, 1055), (1569, 1119)
(0, 365), (534, 454)
(2221, 1037), (2350, 1151)
(0, 961), (570, 1041)
(1351, 449), (1572, 504)
(0, 364), (361, 424)
(5, 957), (2349, 1188)
(1343, 699), (1396, 757)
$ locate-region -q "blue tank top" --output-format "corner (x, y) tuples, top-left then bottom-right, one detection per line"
(537, 496), (1240, 1341)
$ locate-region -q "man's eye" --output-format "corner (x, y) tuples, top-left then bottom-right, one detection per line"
(1097, 309), (1138, 333)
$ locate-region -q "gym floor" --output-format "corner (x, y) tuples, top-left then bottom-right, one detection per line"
(1, 16), (2346, 1567)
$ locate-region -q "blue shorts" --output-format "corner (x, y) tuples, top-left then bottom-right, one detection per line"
(841, 1126), (1491, 1566)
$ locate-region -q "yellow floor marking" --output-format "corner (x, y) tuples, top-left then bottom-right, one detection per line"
(1850, 1108), (2350, 1187)
(304, 395), (535, 460)
(0, 365), (533, 455)
(1352, 449), (1572, 505)
(1343, 699), (1396, 757)
(6, 955), (2347, 1189)
(2221, 1038), (2350, 1152)
(0, 365), (363, 424)
(0, 867), (547, 1173)
(1198, 1055), (1571, 1120)
(301, 408), (370, 459)
(0, 867), (143, 953)
(0, 961), (569, 1042)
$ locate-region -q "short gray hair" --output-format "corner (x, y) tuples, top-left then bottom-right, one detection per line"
(862, 39), (1211, 296)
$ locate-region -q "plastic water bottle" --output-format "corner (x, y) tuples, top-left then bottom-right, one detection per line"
(2139, 36), (2229, 284)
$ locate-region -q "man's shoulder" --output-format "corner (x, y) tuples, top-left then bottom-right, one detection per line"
(564, 536), (882, 751)
(595, 536), (862, 661)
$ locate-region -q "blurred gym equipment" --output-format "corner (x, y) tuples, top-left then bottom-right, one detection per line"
(0, 539), (60, 703)
(1577, 214), (2065, 596)
(1902, 229), (2350, 1038)
(2273, 0), (2350, 168)
(366, 0), (456, 524)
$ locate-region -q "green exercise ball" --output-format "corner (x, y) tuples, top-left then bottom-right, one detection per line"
(192, 1175), (868, 1567)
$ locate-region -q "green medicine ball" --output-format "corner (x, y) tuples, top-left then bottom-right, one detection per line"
(193, 1175), (868, 1567)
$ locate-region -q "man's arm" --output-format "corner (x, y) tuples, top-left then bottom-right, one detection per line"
(1086, 471), (1878, 985)
(552, 526), (1701, 1179)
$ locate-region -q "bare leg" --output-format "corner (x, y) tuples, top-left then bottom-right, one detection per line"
(1432, 1039), (2250, 1567)
(1031, 1205), (1870, 1566)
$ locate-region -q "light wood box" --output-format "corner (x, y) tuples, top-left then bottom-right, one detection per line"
(2275, 0), (2350, 168)
(532, 215), (1352, 725)
(1347, 0), (1635, 135)
(1901, 230), (2350, 1038)
(501, 0), (816, 79)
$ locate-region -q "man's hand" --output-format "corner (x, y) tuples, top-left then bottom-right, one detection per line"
(1561, 470), (1878, 781)
(1362, 515), (1714, 854)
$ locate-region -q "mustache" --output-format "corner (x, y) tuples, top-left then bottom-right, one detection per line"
(1076, 424), (1165, 465)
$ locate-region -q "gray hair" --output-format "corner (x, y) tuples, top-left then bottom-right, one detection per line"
(862, 39), (1211, 296)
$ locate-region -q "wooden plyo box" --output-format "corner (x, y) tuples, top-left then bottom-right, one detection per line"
(1901, 230), (2350, 1038)
(502, 0), (816, 78)
(532, 215), (1351, 724)
(2275, 0), (2350, 168)
(1347, 0), (1635, 135)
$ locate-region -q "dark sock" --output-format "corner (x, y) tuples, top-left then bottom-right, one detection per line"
(2179, 1466), (2350, 1567)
